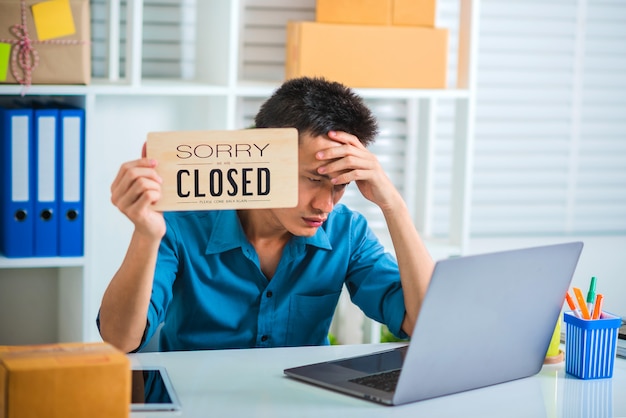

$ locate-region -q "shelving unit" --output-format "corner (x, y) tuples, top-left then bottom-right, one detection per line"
(0, 0), (479, 344)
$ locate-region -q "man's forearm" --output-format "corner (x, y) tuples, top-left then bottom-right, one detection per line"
(381, 196), (434, 336)
(99, 231), (161, 352)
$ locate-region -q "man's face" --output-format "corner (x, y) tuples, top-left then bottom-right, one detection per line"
(269, 133), (348, 237)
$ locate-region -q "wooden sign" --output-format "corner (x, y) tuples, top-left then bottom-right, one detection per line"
(146, 128), (298, 211)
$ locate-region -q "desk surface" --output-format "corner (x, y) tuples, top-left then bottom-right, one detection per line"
(130, 343), (626, 418)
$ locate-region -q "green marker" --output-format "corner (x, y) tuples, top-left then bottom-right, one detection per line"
(586, 276), (597, 312)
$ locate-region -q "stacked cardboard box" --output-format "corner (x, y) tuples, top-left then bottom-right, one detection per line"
(0, 0), (91, 85)
(316, 0), (436, 26)
(0, 342), (130, 418)
(286, 0), (447, 89)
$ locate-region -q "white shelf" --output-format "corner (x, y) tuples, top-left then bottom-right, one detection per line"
(0, 0), (479, 345)
(87, 79), (231, 96)
(0, 84), (88, 96)
(234, 80), (472, 99)
(0, 256), (84, 269)
(0, 81), (471, 100)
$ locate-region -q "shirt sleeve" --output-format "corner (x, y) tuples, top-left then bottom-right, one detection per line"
(343, 213), (408, 339)
(138, 215), (180, 351)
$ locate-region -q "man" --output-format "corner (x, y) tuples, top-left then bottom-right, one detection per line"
(98, 77), (433, 353)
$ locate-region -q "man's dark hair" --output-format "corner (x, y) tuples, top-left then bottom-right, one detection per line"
(254, 77), (378, 146)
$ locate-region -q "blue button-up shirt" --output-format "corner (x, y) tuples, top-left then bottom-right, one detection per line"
(141, 204), (406, 351)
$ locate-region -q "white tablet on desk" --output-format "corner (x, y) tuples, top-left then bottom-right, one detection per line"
(131, 366), (181, 412)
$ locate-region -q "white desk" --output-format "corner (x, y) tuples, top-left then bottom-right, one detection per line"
(130, 343), (626, 418)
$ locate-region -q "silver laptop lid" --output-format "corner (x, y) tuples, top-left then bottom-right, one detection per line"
(393, 241), (583, 404)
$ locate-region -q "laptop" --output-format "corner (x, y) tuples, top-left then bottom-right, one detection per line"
(284, 241), (584, 406)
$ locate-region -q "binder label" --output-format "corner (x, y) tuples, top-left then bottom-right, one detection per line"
(37, 116), (56, 202)
(62, 117), (82, 202)
(11, 115), (29, 202)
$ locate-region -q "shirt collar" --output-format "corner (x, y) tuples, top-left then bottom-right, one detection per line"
(205, 210), (333, 255)
(292, 227), (332, 250)
(205, 211), (249, 254)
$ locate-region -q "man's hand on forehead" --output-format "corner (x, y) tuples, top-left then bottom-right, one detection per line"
(314, 131), (378, 185)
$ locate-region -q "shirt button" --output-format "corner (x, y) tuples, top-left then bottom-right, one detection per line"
(266, 291), (273, 298)
(261, 335), (269, 342)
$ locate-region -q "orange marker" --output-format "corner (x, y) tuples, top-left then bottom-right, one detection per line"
(591, 293), (604, 320)
(573, 287), (591, 319)
(565, 292), (581, 318)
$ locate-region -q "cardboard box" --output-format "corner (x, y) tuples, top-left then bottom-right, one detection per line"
(394, 0), (436, 27)
(0, 0), (91, 85)
(316, 0), (393, 26)
(316, 0), (436, 27)
(286, 21), (448, 89)
(0, 342), (130, 418)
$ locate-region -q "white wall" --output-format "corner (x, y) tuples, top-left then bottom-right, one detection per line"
(468, 235), (626, 319)
(0, 269), (58, 344)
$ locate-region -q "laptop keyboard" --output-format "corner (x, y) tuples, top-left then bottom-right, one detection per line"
(349, 369), (401, 393)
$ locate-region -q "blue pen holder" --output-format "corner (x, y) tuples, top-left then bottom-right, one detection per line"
(564, 311), (621, 379)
